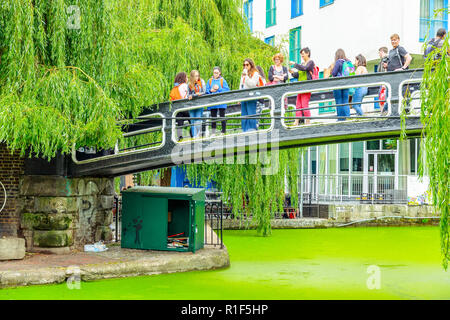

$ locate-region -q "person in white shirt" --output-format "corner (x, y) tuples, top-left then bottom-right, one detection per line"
(239, 58), (261, 132)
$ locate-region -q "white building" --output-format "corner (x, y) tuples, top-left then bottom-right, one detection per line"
(242, 0), (444, 210)
(243, 0), (449, 69)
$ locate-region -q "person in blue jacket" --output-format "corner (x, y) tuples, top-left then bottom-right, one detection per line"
(331, 49), (351, 121)
(206, 66), (230, 136)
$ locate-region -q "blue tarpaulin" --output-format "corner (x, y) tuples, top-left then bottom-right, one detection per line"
(170, 166), (216, 190)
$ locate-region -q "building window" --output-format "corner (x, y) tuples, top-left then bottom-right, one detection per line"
(265, 36), (275, 46)
(352, 142), (364, 173)
(244, 0), (254, 32)
(366, 140), (381, 151)
(289, 26), (301, 63)
(320, 0), (334, 8)
(266, 0), (276, 28)
(410, 139), (417, 174)
(420, 0), (448, 42)
(291, 0), (303, 18)
(339, 144), (349, 173)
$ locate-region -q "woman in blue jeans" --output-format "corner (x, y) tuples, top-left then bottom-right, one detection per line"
(331, 49), (351, 121)
(239, 58), (261, 132)
(352, 54), (369, 116)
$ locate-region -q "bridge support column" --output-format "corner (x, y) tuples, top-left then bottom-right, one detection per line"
(19, 175), (115, 253)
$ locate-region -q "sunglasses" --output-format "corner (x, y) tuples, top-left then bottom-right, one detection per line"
(243, 63), (250, 66)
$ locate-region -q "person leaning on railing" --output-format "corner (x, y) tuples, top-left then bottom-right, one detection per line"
(377, 47), (389, 116)
(289, 47), (317, 126)
(385, 34), (412, 72)
(424, 28), (449, 60)
(331, 49), (352, 121)
(205, 66), (230, 137)
(352, 54), (369, 117)
(170, 72), (193, 141)
(188, 70), (206, 138)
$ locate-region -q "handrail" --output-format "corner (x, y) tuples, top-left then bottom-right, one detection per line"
(69, 70), (425, 175)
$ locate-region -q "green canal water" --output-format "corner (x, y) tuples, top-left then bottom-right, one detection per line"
(0, 227), (449, 300)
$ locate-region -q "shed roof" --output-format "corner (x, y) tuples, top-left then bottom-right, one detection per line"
(122, 186), (205, 196)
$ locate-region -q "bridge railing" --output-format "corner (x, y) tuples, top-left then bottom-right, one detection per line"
(301, 174), (409, 204)
(70, 70), (424, 172)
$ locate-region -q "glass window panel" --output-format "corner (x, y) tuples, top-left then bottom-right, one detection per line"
(328, 144), (338, 195)
(328, 145), (337, 174)
(339, 143), (349, 173)
(302, 150), (308, 174)
(366, 140), (380, 151)
(378, 154), (395, 174)
(351, 142), (363, 173)
(368, 154), (375, 174)
(319, 146), (326, 193)
(311, 146), (317, 175)
(410, 139), (416, 174)
(421, 0), (431, 19)
(382, 139), (397, 150)
(435, 0), (446, 19)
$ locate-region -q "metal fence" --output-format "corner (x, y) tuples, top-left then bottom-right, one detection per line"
(112, 192), (224, 248)
(301, 174), (409, 204)
(205, 192), (224, 248)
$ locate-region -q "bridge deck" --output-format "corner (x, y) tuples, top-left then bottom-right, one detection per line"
(27, 70), (425, 178)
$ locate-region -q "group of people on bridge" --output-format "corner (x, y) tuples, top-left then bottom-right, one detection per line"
(169, 29), (448, 141)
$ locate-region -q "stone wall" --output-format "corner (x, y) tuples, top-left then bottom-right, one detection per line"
(328, 204), (439, 221)
(19, 176), (115, 252)
(222, 204), (439, 230)
(0, 144), (24, 237)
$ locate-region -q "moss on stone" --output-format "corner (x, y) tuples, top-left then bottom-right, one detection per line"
(33, 230), (73, 248)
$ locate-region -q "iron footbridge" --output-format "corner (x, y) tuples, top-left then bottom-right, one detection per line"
(26, 70), (425, 177)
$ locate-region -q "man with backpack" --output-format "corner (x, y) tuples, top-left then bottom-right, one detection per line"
(424, 28), (448, 60)
(385, 34), (412, 72)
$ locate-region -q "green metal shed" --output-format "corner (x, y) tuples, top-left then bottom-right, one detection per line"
(121, 186), (205, 253)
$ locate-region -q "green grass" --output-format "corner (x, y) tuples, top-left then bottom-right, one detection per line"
(0, 227), (449, 300)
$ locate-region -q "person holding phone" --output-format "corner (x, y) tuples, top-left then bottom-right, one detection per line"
(239, 58), (261, 132)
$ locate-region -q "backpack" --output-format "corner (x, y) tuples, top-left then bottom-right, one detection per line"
(169, 84), (183, 101)
(394, 47), (409, 69)
(309, 65), (320, 80)
(208, 77), (224, 89)
(424, 38), (442, 60)
(341, 60), (355, 77)
(257, 76), (265, 87)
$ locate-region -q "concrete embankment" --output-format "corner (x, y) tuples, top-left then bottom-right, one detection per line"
(0, 245), (229, 288)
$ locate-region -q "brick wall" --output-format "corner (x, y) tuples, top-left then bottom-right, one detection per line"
(0, 143), (24, 237)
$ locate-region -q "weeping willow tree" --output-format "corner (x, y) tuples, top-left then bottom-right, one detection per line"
(185, 149), (301, 236)
(0, 0), (277, 158)
(413, 11), (450, 270)
(0, 0), (297, 235)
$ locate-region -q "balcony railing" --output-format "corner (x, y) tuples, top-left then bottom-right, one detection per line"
(301, 174), (410, 204)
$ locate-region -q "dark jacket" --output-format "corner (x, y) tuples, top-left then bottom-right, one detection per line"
(332, 59), (348, 77)
(268, 65), (289, 83)
(292, 60), (316, 81)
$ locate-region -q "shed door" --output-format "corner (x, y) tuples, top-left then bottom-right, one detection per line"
(140, 196), (168, 250)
